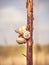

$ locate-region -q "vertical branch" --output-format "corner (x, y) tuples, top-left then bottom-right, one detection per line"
(26, 0), (33, 65)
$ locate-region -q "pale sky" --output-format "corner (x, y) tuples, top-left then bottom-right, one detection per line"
(0, 0), (49, 45)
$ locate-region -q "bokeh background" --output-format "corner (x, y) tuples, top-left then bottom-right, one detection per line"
(0, 0), (49, 65)
(0, 0), (49, 45)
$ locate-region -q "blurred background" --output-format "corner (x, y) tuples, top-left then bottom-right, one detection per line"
(0, 0), (49, 45)
(0, 0), (49, 65)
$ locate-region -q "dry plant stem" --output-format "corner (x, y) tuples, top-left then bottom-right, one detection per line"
(26, 0), (33, 65)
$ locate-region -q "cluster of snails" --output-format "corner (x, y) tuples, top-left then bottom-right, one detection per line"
(15, 26), (30, 44)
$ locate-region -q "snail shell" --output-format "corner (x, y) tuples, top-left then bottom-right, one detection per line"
(16, 37), (26, 44)
(15, 26), (26, 35)
(23, 31), (30, 39)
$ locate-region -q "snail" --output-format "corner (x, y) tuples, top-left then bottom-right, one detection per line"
(16, 37), (26, 44)
(23, 31), (30, 39)
(15, 26), (26, 35)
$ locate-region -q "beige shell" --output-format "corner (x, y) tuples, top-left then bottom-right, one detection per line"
(23, 31), (30, 39)
(16, 37), (26, 44)
(15, 26), (26, 35)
